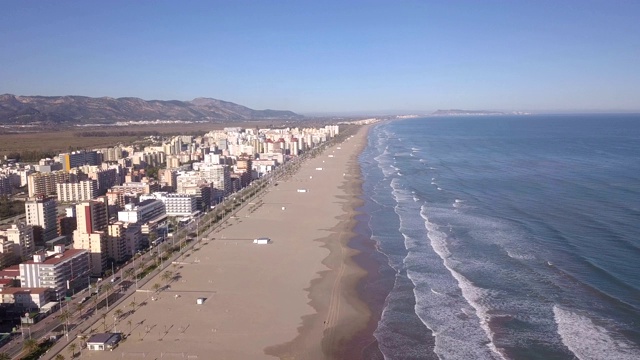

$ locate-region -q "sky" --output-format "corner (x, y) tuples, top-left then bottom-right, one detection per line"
(1, 0), (639, 115)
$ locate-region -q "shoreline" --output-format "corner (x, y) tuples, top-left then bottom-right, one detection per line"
(46, 123), (379, 360)
(265, 125), (373, 359)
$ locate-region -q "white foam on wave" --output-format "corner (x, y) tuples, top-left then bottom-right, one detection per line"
(420, 207), (507, 360)
(553, 306), (640, 360)
(437, 187), (443, 191)
(506, 250), (536, 260)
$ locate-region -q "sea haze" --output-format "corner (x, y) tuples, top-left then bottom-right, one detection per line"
(359, 114), (640, 359)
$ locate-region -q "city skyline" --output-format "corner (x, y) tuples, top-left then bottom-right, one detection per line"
(1, 1), (639, 114)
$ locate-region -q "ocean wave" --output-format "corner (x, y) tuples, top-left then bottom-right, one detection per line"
(416, 206), (506, 359)
(554, 306), (640, 360)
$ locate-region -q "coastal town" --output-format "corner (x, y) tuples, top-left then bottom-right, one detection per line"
(0, 122), (372, 359)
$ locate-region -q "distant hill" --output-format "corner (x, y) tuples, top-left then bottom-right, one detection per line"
(0, 94), (302, 125)
(432, 109), (506, 116)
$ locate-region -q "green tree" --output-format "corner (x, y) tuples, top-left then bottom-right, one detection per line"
(114, 308), (123, 320)
(152, 283), (161, 293)
(0, 353), (12, 360)
(68, 342), (77, 357)
(59, 309), (72, 337)
(161, 271), (173, 286)
(124, 268), (135, 280)
(23, 338), (38, 354)
(55, 354), (66, 360)
(129, 300), (137, 313)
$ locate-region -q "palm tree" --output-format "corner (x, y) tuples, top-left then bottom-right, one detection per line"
(124, 268), (135, 280)
(59, 309), (71, 336)
(101, 313), (108, 331)
(114, 308), (123, 321)
(101, 282), (114, 311)
(55, 354), (66, 360)
(152, 282), (161, 293)
(161, 271), (173, 286)
(68, 342), (77, 358)
(127, 319), (133, 334)
(23, 338), (38, 354)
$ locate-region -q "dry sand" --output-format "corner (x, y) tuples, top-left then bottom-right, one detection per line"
(66, 125), (372, 359)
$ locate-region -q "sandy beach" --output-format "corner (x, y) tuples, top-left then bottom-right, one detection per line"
(53, 124), (372, 359)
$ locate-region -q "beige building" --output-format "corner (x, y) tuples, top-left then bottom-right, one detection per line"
(0, 222), (35, 260)
(0, 237), (19, 269)
(106, 223), (128, 263)
(73, 201), (108, 276)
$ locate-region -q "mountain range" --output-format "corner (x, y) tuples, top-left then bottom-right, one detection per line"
(0, 94), (302, 125)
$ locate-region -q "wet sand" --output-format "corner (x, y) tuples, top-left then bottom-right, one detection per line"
(63, 125), (373, 359)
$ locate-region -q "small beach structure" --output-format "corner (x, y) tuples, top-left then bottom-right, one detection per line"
(86, 332), (122, 351)
(196, 297), (206, 305)
(297, 189), (308, 193)
(253, 237), (271, 245)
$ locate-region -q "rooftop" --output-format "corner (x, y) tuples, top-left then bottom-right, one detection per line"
(21, 249), (88, 266)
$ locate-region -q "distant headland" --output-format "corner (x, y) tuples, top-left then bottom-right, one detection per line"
(432, 109), (530, 116)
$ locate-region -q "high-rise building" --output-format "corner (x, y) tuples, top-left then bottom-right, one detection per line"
(25, 196), (58, 244)
(0, 175), (11, 196)
(0, 237), (19, 269)
(73, 201), (109, 276)
(155, 193), (198, 217)
(106, 222), (131, 263)
(75, 201), (108, 234)
(56, 180), (98, 202)
(0, 222), (35, 260)
(27, 171), (79, 197)
(59, 150), (99, 172)
(19, 246), (90, 297)
(195, 164), (231, 197)
(117, 199), (165, 224)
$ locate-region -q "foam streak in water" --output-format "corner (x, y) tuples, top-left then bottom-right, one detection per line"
(553, 306), (640, 360)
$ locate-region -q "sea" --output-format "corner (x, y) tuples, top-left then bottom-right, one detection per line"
(356, 114), (640, 360)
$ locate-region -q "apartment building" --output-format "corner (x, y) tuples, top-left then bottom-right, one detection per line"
(19, 246), (90, 297)
(25, 196), (58, 244)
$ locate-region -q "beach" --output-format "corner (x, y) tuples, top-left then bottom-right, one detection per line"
(52, 124), (373, 359)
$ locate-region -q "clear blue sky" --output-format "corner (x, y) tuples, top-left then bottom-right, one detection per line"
(1, 0), (639, 114)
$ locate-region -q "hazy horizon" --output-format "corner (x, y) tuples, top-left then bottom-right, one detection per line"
(1, 1), (639, 114)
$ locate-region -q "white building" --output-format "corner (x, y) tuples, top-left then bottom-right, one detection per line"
(57, 180), (98, 202)
(25, 196), (58, 243)
(117, 199), (166, 224)
(0, 287), (52, 311)
(19, 246), (90, 297)
(156, 193), (198, 217)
